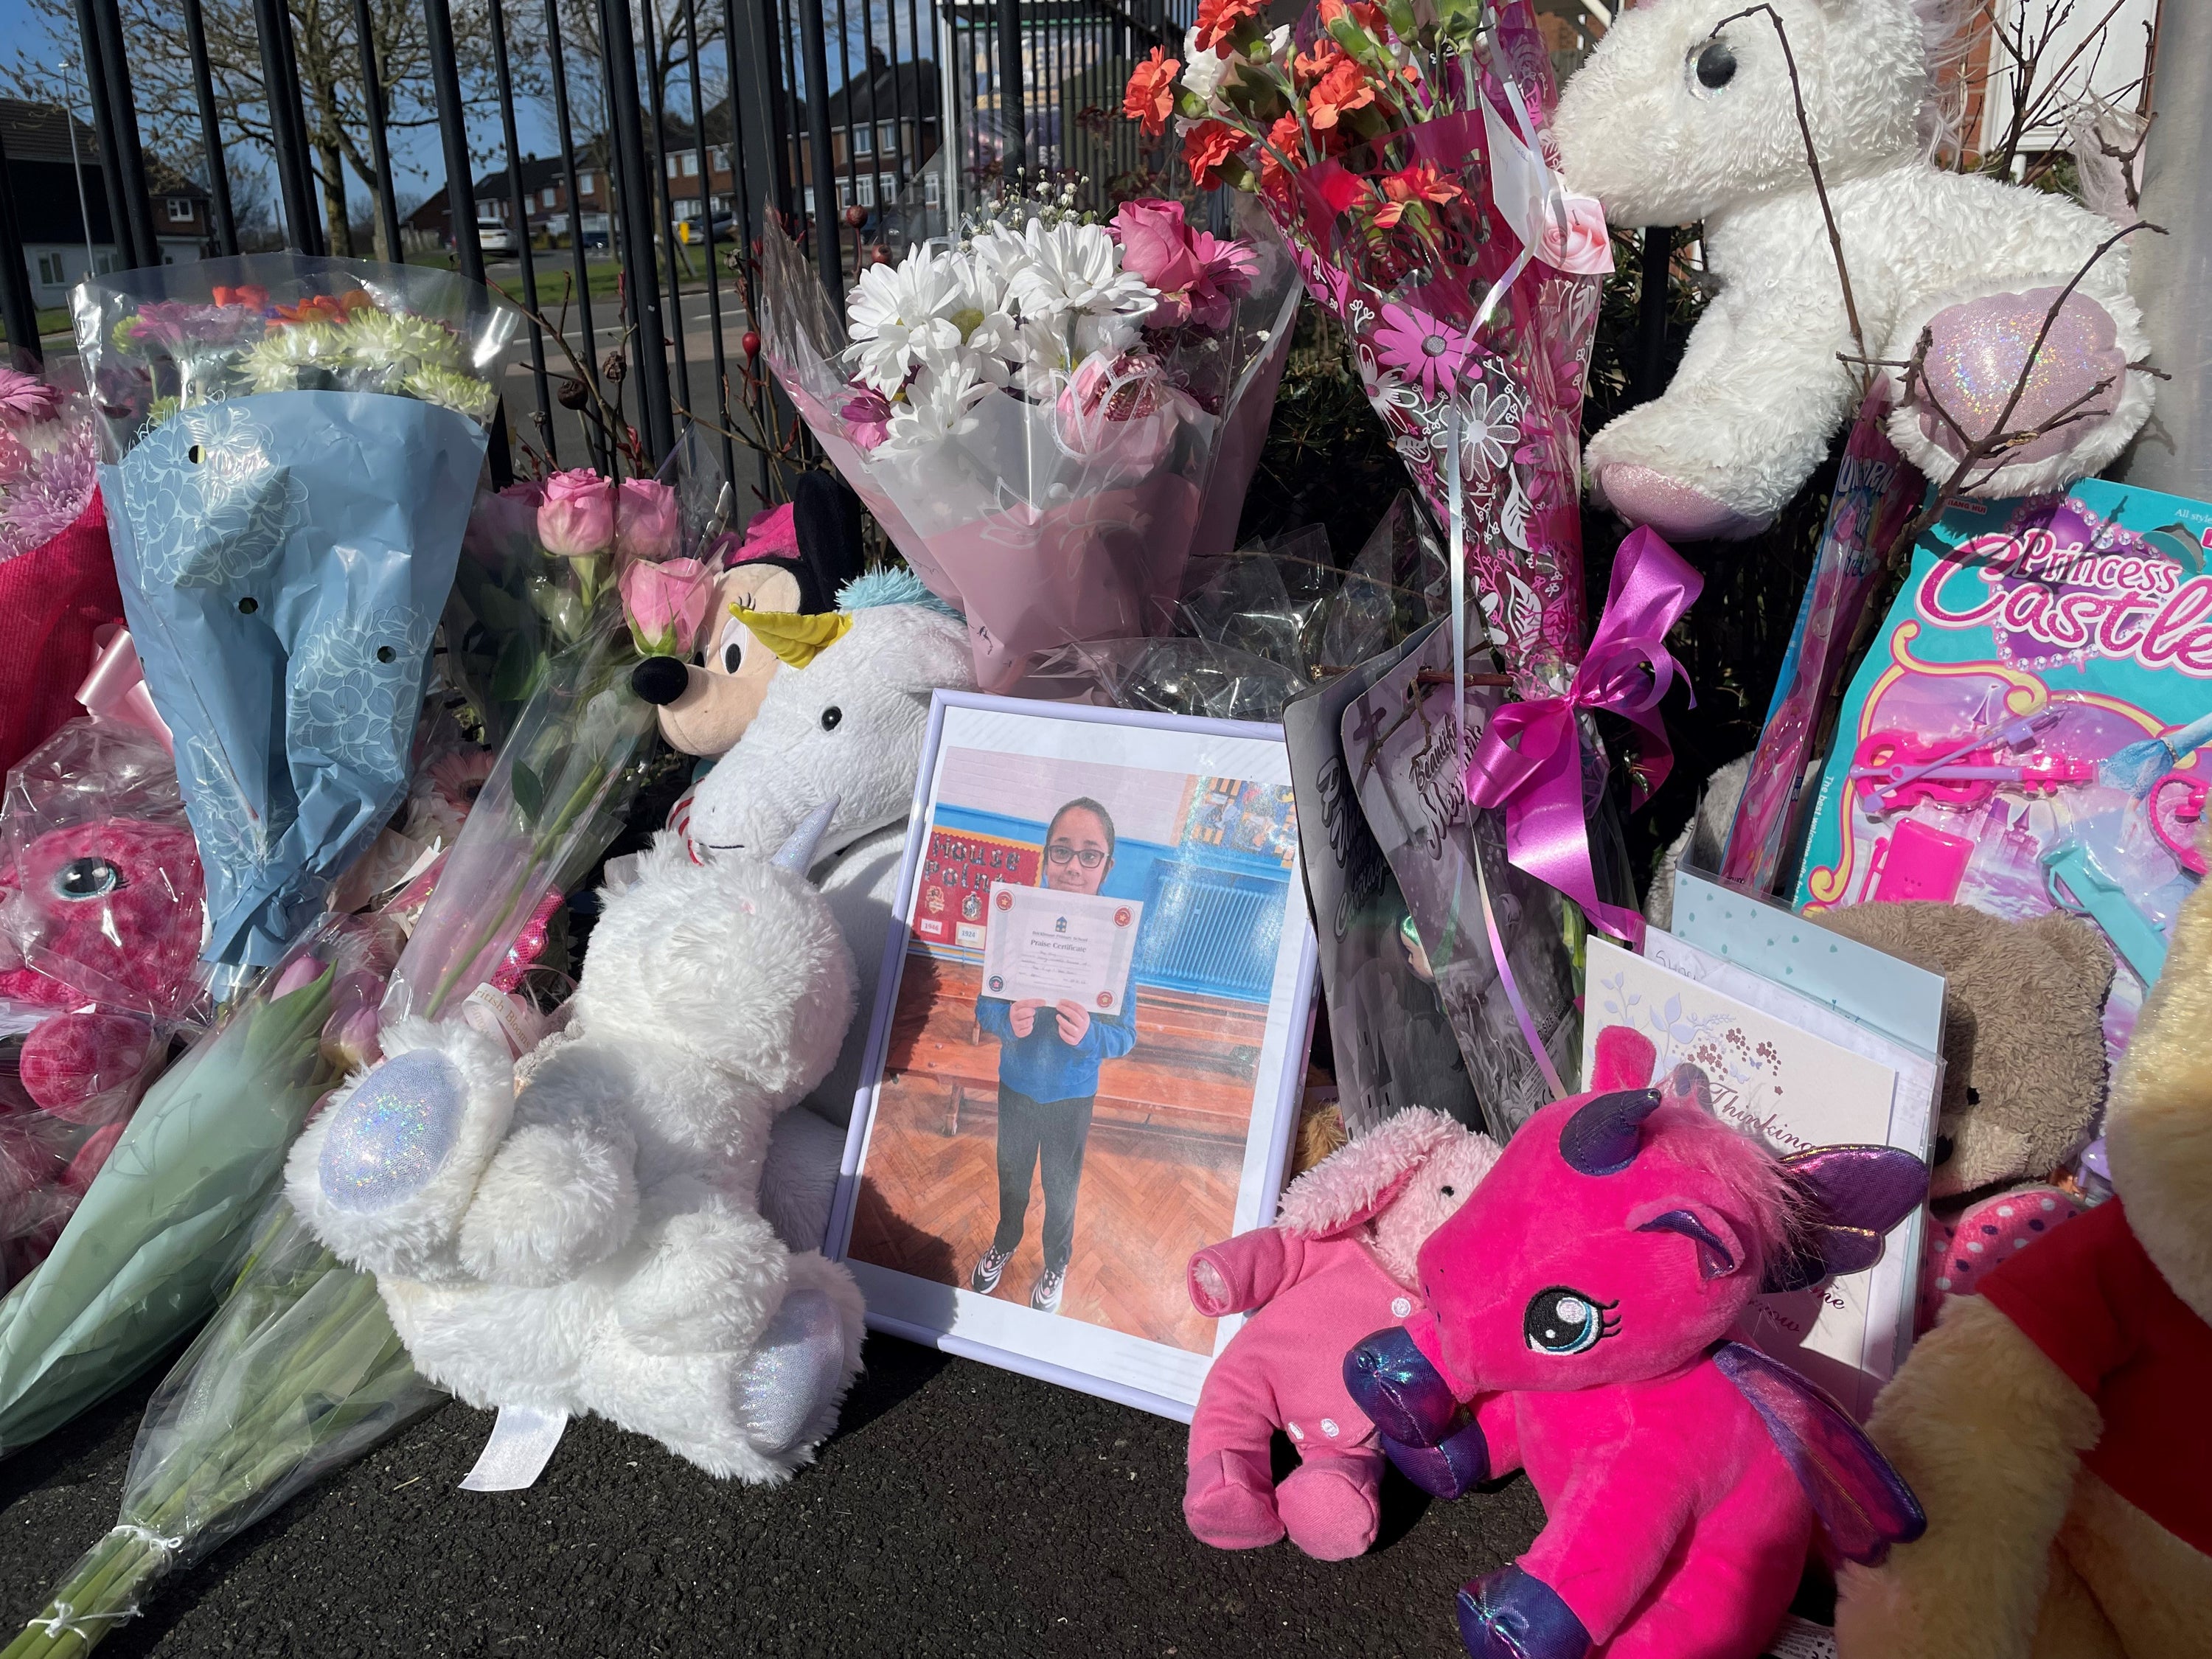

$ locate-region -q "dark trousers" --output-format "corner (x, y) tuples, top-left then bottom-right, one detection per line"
(990, 1085), (1096, 1274)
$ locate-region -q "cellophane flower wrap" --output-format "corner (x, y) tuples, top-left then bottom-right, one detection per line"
(757, 190), (1301, 693)
(1129, 0), (1607, 693)
(0, 919), (352, 1455)
(0, 366), (123, 779)
(0, 716), (209, 1291)
(74, 257), (516, 973)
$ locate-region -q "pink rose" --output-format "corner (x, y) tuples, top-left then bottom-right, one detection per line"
(614, 476), (681, 563)
(1056, 352), (1190, 477)
(462, 479), (546, 563)
(537, 467), (617, 558)
(622, 555), (713, 656)
(1540, 194), (1615, 276)
(1111, 199), (1202, 327)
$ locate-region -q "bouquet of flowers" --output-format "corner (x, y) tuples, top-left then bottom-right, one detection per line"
(0, 366), (124, 780)
(758, 187), (1301, 692)
(73, 257), (515, 973)
(1127, 0), (1611, 693)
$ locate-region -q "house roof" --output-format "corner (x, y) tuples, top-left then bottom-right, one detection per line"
(1, 98), (208, 244)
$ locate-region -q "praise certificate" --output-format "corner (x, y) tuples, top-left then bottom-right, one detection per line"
(979, 885), (1143, 1014)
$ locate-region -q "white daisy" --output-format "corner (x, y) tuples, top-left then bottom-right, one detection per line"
(877, 357), (992, 456)
(845, 246), (967, 393)
(1003, 220), (1155, 326)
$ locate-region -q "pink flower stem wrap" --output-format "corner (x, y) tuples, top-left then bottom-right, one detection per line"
(1463, 529), (1703, 947)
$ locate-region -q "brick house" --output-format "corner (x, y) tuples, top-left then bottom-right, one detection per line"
(1, 98), (212, 307)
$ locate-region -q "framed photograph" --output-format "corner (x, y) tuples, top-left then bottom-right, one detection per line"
(827, 692), (1319, 1420)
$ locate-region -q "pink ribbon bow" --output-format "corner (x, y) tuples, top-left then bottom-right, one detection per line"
(75, 625), (174, 756)
(1463, 528), (1703, 946)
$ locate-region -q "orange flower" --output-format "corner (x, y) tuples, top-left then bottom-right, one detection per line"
(1194, 0), (1263, 53)
(1307, 57), (1376, 131)
(1258, 114), (1306, 203)
(1121, 46), (1182, 137)
(1373, 161), (1464, 227)
(1183, 119), (1247, 190)
(275, 289), (375, 326)
(1293, 40), (1342, 88)
(1319, 0), (1388, 32)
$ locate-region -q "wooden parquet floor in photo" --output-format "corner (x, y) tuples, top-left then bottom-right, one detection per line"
(849, 1078), (1243, 1354)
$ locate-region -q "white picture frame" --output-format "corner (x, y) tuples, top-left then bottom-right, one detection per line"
(826, 692), (1319, 1421)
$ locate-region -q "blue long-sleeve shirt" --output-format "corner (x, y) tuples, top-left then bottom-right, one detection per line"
(973, 993), (1137, 1104)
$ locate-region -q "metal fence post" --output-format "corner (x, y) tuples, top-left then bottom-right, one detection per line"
(67, 4), (131, 267)
(797, 0), (844, 298)
(183, 0), (238, 255)
(85, 0), (159, 265)
(0, 123), (42, 364)
(599, 0), (678, 462)
(997, 0), (1025, 171)
(253, 0), (325, 254)
(1630, 225), (1673, 408)
(350, 0), (406, 263)
(734, 0), (796, 225)
(425, 0), (486, 284)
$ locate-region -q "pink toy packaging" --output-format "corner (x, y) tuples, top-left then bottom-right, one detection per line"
(1344, 1026), (1928, 1659)
(1183, 1108), (1500, 1560)
(0, 714), (207, 1286)
(1795, 479), (2212, 1068)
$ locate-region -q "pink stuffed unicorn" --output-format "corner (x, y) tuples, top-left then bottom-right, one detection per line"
(1183, 1108), (1501, 1559)
(1346, 1027), (1928, 1659)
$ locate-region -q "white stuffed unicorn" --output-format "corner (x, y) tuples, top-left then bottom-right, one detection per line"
(287, 807), (865, 1482)
(686, 570), (978, 1248)
(1556, 0), (2154, 540)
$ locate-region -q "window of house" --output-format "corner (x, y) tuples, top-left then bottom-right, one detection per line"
(710, 145), (728, 173)
(166, 196), (193, 223)
(541, 187), (556, 209)
(852, 123), (873, 156)
(37, 253), (63, 285)
(802, 186), (816, 217)
(878, 122), (897, 155)
(666, 154), (679, 178)
(579, 170), (597, 195)
(855, 175), (875, 207)
(923, 171), (941, 208)
(836, 178), (853, 209)
(879, 172), (898, 204)
(681, 152), (698, 176)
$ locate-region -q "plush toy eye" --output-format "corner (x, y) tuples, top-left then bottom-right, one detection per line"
(723, 639), (743, 674)
(820, 706), (843, 731)
(54, 857), (125, 900)
(1440, 1184), (1456, 1197)
(1524, 1285), (1618, 1355)
(1694, 38), (1737, 90)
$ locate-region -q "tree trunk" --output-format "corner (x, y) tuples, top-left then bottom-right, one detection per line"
(316, 137), (355, 258)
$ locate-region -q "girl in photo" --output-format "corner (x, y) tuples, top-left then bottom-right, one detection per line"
(970, 796), (1137, 1312)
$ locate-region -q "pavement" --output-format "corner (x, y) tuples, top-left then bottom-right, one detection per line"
(0, 1335), (1549, 1658)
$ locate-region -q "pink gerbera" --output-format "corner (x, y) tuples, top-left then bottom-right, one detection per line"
(1373, 304), (1473, 401)
(0, 367), (63, 429)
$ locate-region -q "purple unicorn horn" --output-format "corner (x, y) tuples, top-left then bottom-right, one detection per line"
(1558, 1088), (1665, 1176)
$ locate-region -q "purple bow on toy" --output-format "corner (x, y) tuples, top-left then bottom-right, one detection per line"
(1463, 528), (1701, 947)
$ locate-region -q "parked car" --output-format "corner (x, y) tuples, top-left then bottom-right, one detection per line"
(477, 217), (517, 256)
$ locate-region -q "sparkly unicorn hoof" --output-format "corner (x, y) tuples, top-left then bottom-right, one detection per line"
(1457, 1566), (1592, 1659)
(1343, 1326), (1458, 1447)
(1591, 465), (1770, 542)
(736, 1287), (849, 1456)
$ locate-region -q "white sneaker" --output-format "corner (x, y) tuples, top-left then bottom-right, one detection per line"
(1031, 1266), (1065, 1312)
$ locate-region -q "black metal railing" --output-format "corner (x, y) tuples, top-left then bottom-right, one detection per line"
(3, 0), (1199, 512)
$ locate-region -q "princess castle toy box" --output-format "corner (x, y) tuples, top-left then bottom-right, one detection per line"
(1796, 479), (2211, 1059)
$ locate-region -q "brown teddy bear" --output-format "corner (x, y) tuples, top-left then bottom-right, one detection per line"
(1806, 902), (2114, 1198)
(1832, 865), (2212, 1659)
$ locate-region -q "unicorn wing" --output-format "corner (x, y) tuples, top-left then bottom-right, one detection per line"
(1713, 1342), (1926, 1565)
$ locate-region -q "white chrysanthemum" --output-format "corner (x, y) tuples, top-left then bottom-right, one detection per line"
(402, 364), (499, 422)
(877, 357), (992, 456)
(237, 324), (344, 393)
(344, 307), (465, 375)
(846, 247), (967, 393)
(1003, 220), (1155, 325)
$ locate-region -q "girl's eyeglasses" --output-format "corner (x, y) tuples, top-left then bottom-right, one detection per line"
(1045, 844), (1105, 869)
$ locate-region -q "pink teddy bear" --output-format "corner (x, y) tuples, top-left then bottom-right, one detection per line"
(1183, 1107), (1501, 1559)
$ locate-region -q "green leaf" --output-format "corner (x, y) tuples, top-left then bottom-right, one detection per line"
(511, 759), (543, 821)
(490, 633), (539, 702)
